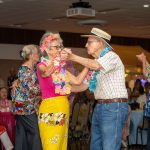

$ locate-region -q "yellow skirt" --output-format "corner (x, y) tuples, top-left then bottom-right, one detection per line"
(38, 96), (69, 150)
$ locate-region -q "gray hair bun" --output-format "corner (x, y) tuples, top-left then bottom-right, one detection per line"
(21, 51), (26, 59)
(21, 44), (38, 60)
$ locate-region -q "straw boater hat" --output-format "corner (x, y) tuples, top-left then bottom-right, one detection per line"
(81, 27), (113, 50)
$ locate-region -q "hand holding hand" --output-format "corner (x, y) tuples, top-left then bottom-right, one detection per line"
(63, 48), (72, 55)
(60, 48), (72, 60)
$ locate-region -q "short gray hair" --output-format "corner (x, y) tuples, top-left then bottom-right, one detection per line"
(21, 44), (39, 60)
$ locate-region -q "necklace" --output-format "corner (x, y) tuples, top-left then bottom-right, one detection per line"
(41, 56), (71, 95)
(87, 46), (111, 92)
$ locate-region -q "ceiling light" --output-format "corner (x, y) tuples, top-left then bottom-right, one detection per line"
(143, 4), (149, 8)
(66, 1), (95, 19)
(0, 0), (4, 3)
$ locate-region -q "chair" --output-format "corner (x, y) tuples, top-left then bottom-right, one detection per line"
(136, 112), (148, 146)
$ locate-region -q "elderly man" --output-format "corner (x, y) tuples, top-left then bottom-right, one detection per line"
(64, 28), (128, 150)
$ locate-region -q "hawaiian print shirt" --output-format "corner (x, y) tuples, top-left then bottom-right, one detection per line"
(12, 65), (41, 115)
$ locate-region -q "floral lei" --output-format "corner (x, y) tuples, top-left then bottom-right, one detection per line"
(86, 46), (111, 92)
(41, 56), (71, 95)
(51, 56), (71, 95)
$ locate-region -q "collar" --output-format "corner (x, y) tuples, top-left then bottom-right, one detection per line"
(99, 46), (111, 57)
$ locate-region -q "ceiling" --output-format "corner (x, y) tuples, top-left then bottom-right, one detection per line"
(0, 0), (150, 39)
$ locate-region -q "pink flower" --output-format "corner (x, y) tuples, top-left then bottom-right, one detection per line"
(46, 36), (53, 42)
(40, 44), (47, 52)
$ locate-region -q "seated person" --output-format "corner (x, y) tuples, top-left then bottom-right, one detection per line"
(131, 79), (144, 99)
(128, 87), (140, 110)
(0, 87), (15, 149)
(137, 82), (150, 103)
(137, 82), (150, 109)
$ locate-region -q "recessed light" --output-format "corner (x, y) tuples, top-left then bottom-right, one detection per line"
(8, 24), (22, 28)
(78, 19), (107, 25)
(99, 11), (107, 14)
(0, 0), (4, 4)
(47, 18), (60, 21)
(47, 18), (52, 21)
(143, 4), (149, 8)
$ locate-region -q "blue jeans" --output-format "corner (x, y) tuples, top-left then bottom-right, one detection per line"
(147, 117), (150, 150)
(90, 102), (128, 150)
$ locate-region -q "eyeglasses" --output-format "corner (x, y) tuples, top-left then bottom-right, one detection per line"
(50, 45), (64, 50)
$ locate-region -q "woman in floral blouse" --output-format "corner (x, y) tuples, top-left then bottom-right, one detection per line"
(37, 32), (88, 150)
(12, 45), (42, 150)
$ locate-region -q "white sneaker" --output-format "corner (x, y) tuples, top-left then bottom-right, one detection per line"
(121, 140), (127, 148)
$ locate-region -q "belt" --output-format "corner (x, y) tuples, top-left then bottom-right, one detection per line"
(97, 98), (128, 104)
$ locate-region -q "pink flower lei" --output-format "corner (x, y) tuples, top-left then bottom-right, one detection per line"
(41, 55), (71, 95)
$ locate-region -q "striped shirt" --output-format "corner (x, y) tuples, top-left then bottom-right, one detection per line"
(94, 51), (128, 99)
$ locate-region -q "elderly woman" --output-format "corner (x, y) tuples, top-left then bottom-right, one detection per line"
(12, 45), (42, 150)
(37, 32), (88, 150)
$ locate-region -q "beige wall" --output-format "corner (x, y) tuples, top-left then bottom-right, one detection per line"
(0, 43), (149, 85)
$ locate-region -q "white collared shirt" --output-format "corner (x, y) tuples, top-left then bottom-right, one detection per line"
(94, 51), (128, 99)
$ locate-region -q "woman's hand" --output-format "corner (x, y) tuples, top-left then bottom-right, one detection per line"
(38, 59), (55, 78)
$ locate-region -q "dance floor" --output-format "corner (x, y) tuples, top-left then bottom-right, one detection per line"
(68, 141), (146, 150)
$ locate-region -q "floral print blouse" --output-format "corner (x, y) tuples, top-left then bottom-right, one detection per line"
(12, 65), (41, 115)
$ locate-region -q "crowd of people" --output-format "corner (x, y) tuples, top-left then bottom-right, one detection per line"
(0, 27), (150, 150)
